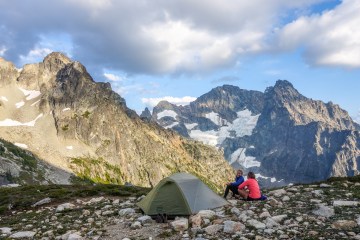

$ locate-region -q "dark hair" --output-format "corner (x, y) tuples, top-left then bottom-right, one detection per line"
(248, 172), (256, 179)
(237, 169), (243, 175)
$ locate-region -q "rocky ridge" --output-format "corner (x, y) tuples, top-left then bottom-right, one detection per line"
(150, 81), (360, 187)
(0, 53), (233, 190)
(0, 176), (359, 239)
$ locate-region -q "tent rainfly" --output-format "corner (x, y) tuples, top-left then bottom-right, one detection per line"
(137, 172), (228, 216)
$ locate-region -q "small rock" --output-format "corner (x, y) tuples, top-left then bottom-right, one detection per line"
(204, 224), (223, 234)
(0, 227), (12, 235)
(137, 215), (153, 225)
(82, 210), (90, 216)
(87, 218), (94, 223)
(171, 218), (189, 232)
(130, 221), (142, 230)
(190, 214), (202, 228)
(87, 197), (105, 204)
(223, 220), (245, 233)
(310, 199), (322, 204)
(269, 189), (287, 197)
(118, 208), (135, 216)
(198, 210), (216, 219)
(282, 196), (290, 202)
(112, 199), (120, 205)
(333, 201), (359, 207)
(312, 190), (323, 196)
(271, 215), (288, 223)
(228, 200), (237, 206)
(9, 231), (36, 239)
(269, 198), (279, 207)
(331, 220), (358, 230)
(308, 230), (318, 236)
(102, 210), (114, 216)
(247, 219), (266, 229)
(68, 233), (83, 240)
(312, 204), (335, 218)
(319, 183), (331, 188)
(32, 197), (51, 207)
(357, 216), (360, 226)
(259, 212), (271, 218)
(56, 203), (75, 212)
(230, 207), (241, 216)
(265, 217), (280, 228)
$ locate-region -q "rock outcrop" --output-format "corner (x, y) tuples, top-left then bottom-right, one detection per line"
(151, 80), (360, 186)
(0, 53), (233, 190)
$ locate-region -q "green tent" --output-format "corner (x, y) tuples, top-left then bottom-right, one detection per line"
(137, 172), (229, 216)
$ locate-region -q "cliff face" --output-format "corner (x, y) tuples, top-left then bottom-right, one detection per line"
(152, 80), (360, 186)
(0, 53), (233, 190)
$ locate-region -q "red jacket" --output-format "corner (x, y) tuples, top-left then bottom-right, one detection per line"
(238, 178), (261, 199)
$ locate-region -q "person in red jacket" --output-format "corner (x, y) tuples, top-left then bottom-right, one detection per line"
(237, 171), (261, 201)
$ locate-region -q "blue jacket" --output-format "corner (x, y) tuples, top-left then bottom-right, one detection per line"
(230, 176), (244, 187)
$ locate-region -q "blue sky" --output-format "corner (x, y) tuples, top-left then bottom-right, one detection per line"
(0, 0), (359, 121)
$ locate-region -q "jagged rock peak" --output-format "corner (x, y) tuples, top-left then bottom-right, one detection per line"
(43, 52), (72, 65)
(156, 100), (176, 109)
(140, 107), (152, 121)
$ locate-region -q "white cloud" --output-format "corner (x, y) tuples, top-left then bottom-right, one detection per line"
(103, 73), (123, 82)
(142, 96), (196, 107)
(0, 0), (326, 74)
(19, 48), (52, 66)
(0, 46), (7, 56)
(276, 0), (360, 68)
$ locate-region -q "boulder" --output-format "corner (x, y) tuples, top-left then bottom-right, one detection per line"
(9, 231), (36, 239)
(118, 208), (135, 216)
(247, 219), (266, 229)
(56, 203), (75, 212)
(32, 197), (51, 207)
(0, 227), (12, 235)
(312, 204), (335, 218)
(130, 221), (142, 230)
(198, 210), (216, 219)
(171, 218), (189, 232)
(204, 224), (223, 234)
(223, 220), (245, 233)
(137, 215), (153, 225)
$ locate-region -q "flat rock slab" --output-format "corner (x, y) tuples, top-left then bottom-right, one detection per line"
(333, 201), (359, 207)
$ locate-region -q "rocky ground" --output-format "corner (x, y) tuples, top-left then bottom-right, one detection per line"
(0, 177), (359, 239)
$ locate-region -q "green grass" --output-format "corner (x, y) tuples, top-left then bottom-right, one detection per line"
(0, 184), (150, 215)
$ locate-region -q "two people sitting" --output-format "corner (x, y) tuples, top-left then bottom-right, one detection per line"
(224, 170), (262, 201)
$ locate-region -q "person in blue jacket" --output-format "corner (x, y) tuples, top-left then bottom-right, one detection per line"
(223, 169), (244, 199)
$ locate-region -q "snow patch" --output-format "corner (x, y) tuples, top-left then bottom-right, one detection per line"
(205, 112), (228, 126)
(255, 173), (278, 183)
(14, 143), (28, 149)
(1, 96), (8, 102)
(15, 101), (25, 108)
(157, 110), (177, 120)
(0, 114), (43, 127)
(189, 109), (260, 147)
(62, 108), (71, 112)
(189, 130), (218, 146)
(165, 122), (178, 129)
(31, 100), (40, 106)
(19, 88), (41, 101)
(66, 146), (73, 150)
(230, 148), (261, 168)
(185, 123), (198, 130)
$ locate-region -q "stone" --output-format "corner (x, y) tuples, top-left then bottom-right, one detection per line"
(0, 227), (12, 235)
(357, 216), (360, 226)
(310, 199), (322, 204)
(9, 231), (36, 239)
(312, 190), (323, 196)
(130, 221), (142, 230)
(312, 204), (335, 218)
(228, 200), (237, 206)
(102, 210), (114, 216)
(282, 196), (290, 202)
(118, 208), (135, 216)
(86, 197), (105, 204)
(259, 211), (271, 218)
(171, 218), (189, 232)
(112, 199), (120, 205)
(269, 198), (279, 207)
(68, 233), (83, 240)
(320, 183), (331, 188)
(230, 207), (241, 216)
(271, 215), (288, 223)
(32, 197), (51, 207)
(265, 217), (280, 228)
(56, 203), (75, 212)
(269, 189), (287, 197)
(204, 224), (223, 234)
(331, 220), (358, 230)
(308, 230), (318, 236)
(82, 210), (90, 216)
(137, 215), (153, 225)
(333, 201), (359, 207)
(190, 214), (202, 228)
(198, 210), (216, 219)
(247, 219), (266, 229)
(223, 220), (245, 233)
